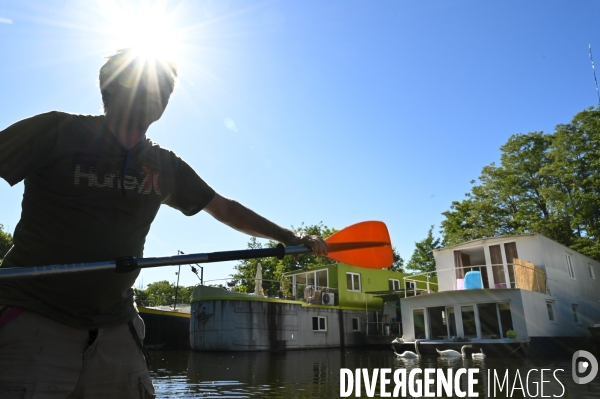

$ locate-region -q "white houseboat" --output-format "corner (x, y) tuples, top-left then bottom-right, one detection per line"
(397, 233), (600, 357)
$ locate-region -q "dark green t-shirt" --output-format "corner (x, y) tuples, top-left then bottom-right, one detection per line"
(0, 111), (215, 329)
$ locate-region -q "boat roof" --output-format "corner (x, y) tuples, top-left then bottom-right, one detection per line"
(433, 233), (537, 252)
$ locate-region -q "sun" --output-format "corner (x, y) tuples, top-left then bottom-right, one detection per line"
(104, 1), (183, 62)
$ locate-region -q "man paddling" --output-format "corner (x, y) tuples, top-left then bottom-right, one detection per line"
(0, 48), (326, 398)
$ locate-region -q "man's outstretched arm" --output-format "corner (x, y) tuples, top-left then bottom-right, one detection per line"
(203, 193), (328, 257)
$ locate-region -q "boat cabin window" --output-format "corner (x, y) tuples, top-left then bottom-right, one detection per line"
(488, 243), (518, 289)
(389, 279), (400, 291)
(588, 263), (596, 280)
(425, 303), (511, 340)
(498, 303), (513, 338)
(316, 269), (328, 289)
(454, 250), (471, 280)
(490, 245), (506, 288)
(446, 307), (457, 338)
(565, 253), (576, 280)
(413, 309), (426, 339)
(427, 306), (447, 340)
(546, 300), (556, 322)
(454, 248), (490, 288)
(461, 305), (477, 338)
(352, 317), (360, 331)
(572, 304), (580, 324)
(290, 269), (329, 290)
(346, 272), (361, 292)
(312, 316), (327, 331)
(504, 242), (518, 288)
(477, 303), (501, 339)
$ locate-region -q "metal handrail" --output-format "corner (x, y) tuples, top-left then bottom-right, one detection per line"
(200, 277), (339, 302)
(402, 272), (438, 298)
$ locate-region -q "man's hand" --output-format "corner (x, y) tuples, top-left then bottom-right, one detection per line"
(284, 232), (328, 258)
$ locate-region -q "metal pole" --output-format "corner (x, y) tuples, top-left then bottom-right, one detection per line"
(173, 264), (181, 310)
(480, 266), (484, 289)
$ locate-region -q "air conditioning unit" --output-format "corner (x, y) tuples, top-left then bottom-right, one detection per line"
(321, 292), (335, 305)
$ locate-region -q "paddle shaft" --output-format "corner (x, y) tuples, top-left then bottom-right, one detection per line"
(0, 235), (390, 280)
(0, 244), (315, 280)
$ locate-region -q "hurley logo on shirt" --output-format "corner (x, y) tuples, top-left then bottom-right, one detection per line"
(73, 165), (161, 195)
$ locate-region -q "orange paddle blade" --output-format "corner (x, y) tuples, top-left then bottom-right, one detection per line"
(324, 221), (393, 268)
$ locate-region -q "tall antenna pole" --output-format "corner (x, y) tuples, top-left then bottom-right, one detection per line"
(589, 44), (600, 106)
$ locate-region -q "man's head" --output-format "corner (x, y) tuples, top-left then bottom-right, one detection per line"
(99, 49), (178, 125)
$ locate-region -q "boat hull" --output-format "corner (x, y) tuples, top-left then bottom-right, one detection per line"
(364, 335), (400, 347)
(138, 307), (191, 350)
(190, 291), (366, 351)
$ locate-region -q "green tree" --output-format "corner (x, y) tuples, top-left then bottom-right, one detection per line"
(540, 107), (600, 259)
(145, 280), (176, 306)
(135, 280), (196, 307)
(389, 247), (405, 272)
(133, 286), (149, 306)
(441, 131), (555, 246)
(230, 223), (337, 294)
(0, 224), (13, 260)
(406, 226), (441, 273)
(177, 286), (195, 304)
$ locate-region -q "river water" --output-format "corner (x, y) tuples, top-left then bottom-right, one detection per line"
(149, 348), (599, 398)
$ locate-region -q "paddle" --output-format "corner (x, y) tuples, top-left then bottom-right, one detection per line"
(0, 221), (393, 279)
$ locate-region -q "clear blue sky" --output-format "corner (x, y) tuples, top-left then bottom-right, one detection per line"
(1, 1), (599, 288)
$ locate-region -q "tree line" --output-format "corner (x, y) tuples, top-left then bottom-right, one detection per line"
(133, 280), (196, 307)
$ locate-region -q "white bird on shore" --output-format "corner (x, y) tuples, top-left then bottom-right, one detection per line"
(472, 348), (486, 359)
(436, 344), (472, 358)
(392, 340), (421, 359)
(391, 336), (404, 345)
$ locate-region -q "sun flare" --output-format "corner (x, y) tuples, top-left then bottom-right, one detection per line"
(106, 2), (182, 63)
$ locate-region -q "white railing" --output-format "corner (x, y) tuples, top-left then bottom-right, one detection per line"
(200, 277), (339, 303)
(433, 262), (544, 291)
(402, 272), (438, 298)
(489, 263), (515, 289)
(429, 264), (494, 290)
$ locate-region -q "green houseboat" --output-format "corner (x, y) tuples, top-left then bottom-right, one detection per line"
(189, 263), (435, 351)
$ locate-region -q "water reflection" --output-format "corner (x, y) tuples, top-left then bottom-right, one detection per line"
(150, 349), (600, 398)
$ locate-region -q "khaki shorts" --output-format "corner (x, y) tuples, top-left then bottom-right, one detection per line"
(0, 307), (155, 399)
